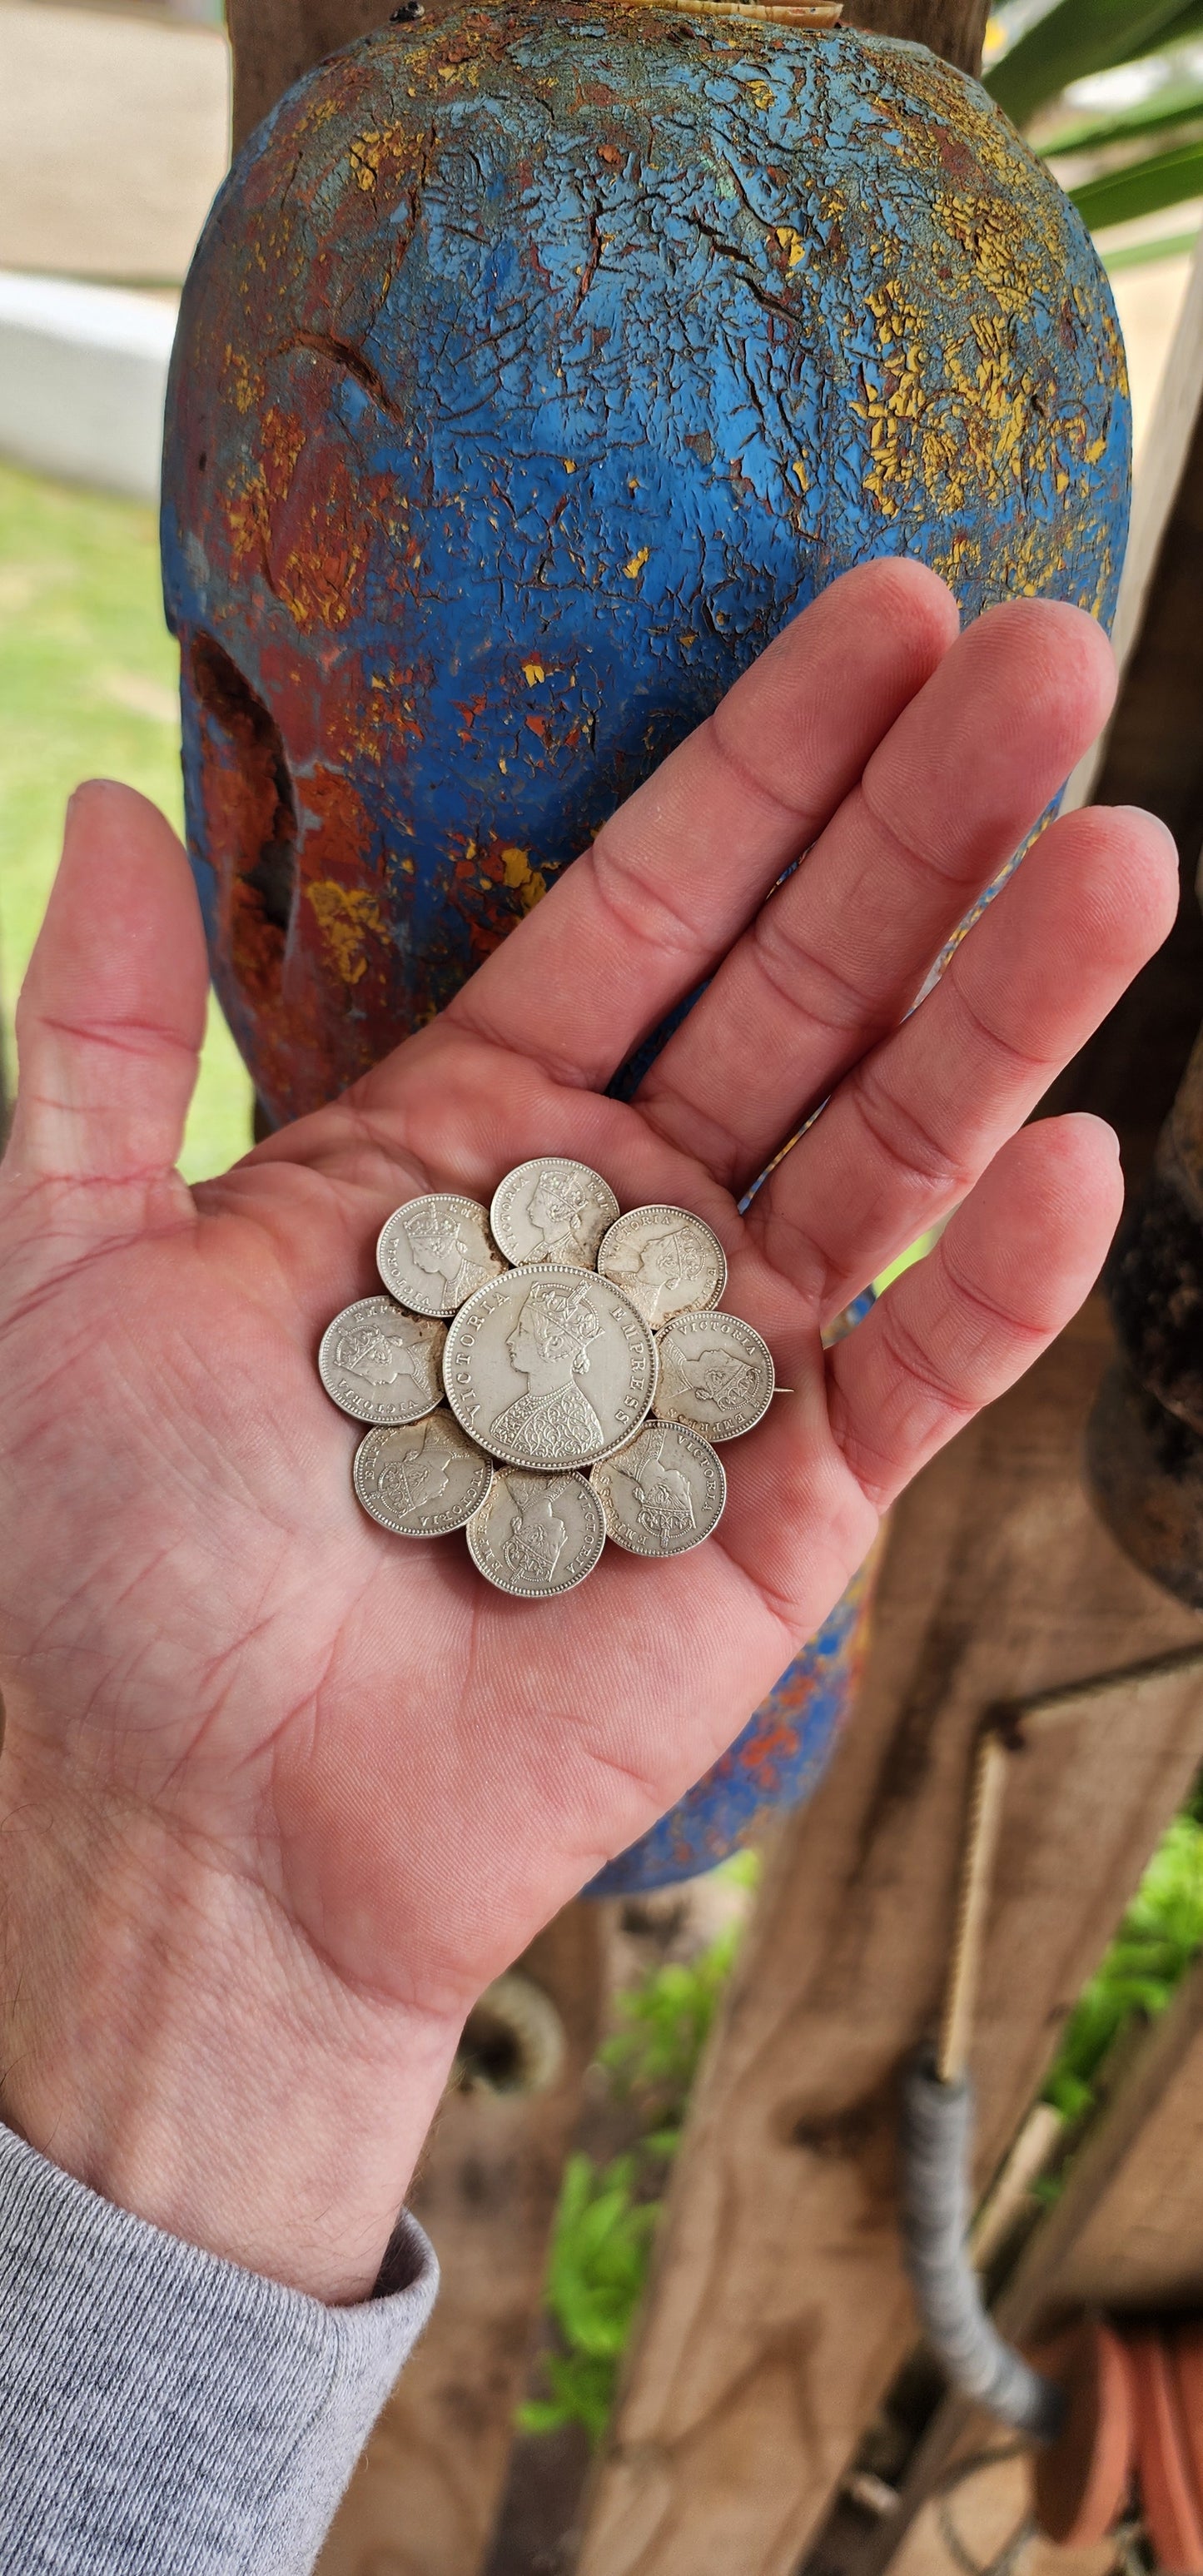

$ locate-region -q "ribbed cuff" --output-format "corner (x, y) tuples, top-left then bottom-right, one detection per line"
(0, 2121), (437, 2575)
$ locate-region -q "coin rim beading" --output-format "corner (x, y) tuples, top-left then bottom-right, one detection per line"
(375, 1192), (505, 1318)
(488, 1158), (621, 1271)
(652, 1310), (776, 1440)
(595, 1203), (728, 1326)
(466, 1467), (607, 1597)
(589, 1419), (728, 1557)
(318, 1295), (447, 1425)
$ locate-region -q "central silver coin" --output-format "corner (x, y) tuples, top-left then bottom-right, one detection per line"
(590, 1421), (727, 1557)
(443, 1266), (658, 1470)
(376, 1193), (506, 1318)
(490, 1158), (619, 1271)
(318, 1296), (446, 1425)
(654, 1312), (776, 1442)
(467, 1470), (606, 1598)
(596, 1206), (727, 1327)
(353, 1411), (494, 1537)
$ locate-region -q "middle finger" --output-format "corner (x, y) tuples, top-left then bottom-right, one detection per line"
(634, 599), (1115, 1188)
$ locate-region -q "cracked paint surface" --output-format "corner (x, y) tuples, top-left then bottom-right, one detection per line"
(162, 9), (1129, 1887)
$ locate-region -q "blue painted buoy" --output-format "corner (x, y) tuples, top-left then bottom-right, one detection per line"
(162, 4), (1130, 1887)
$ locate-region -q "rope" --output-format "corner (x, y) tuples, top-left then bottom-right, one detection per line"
(938, 1733), (1010, 2086)
(900, 2054), (1066, 2439)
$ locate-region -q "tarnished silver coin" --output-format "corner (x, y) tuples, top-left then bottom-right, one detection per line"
(443, 1266), (657, 1470)
(590, 1421), (726, 1557)
(596, 1205), (727, 1328)
(376, 1194), (506, 1318)
(654, 1312), (775, 1442)
(318, 1296), (446, 1425)
(490, 1159), (619, 1271)
(353, 1410), (494, 1538)
(467, 1469), (606, 1598)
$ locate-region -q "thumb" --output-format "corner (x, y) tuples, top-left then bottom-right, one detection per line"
(6, 783), (208, 1200)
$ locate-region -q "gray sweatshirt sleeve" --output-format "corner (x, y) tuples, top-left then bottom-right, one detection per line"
(0, 2120), (438, 2575)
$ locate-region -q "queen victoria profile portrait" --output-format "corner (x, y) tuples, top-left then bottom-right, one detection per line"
(403, 1203), (495, 1307)
(335, 1316), (428, 1395)
(522, 1167), (604, 1266)
(488, 1279), (605, 1464)
(606, 1223), (715, 1326)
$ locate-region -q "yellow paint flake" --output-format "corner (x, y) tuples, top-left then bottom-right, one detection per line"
(563, 459), (575, 472)
(307, 883), (385, 984)
(623, 546), (650, 579)
(1085, 434), (1106, 463)
(746, 77), (773, 110)
(523, 659), (546, 685)
(498, 756), (507, 773)
(500, 846), (547, 911)
(790, 458), (809, 491)
(776, 226), (805, 271)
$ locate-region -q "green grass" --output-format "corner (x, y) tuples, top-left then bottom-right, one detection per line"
(1041, 1808), (1203, 2123)
(0, 460), (252, 1181)
(520, 1854), (761, 2446)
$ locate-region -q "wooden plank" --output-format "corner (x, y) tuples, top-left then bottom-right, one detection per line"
(576, 1300), (1203, 2576)
(226, 0), (382, 151)
(317, 1903), (604, 2576)
(1065, 236), (1203, 817)
(1046, 242), (1203, 1185)
(841, 0), (985, 74)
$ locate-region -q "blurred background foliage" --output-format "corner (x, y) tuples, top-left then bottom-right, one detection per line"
(987, 0), (1203, 262)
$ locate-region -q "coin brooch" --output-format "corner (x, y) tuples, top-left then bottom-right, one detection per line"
(317, 1162), (780, 1598)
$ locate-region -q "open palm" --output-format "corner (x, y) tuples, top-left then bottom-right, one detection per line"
(0, 561), (1175, 2292)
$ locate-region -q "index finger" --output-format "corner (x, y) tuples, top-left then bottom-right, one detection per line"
(441, 558), (958, 1093)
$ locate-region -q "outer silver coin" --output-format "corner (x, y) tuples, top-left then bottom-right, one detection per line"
(653, 1312), (775, 1442)
(376, 1194), (506, 1318)
(590, 1420), (726, 1558)
(467, 1470), (606, 1598)
(353, 1410), (494, 1538)
(443, 1265), (657, 1470)
(490, 1158), (619, 1271)
(596, 1205), (727, 1328)
(318, 1296), (446, 1425)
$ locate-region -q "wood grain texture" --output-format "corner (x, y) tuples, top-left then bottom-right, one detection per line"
(841, 0), (986, 74)
(1049, 1956), (1203, 2315)
(316, 1905), (604, 2576)
(577, 1302), (1203, 2576)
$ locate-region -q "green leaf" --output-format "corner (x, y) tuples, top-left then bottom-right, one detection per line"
(1071, 132), (1203, 226)
(1040, 77), (1203, 157)
(986, 0), (1198, 127)
(1105, 218), (1201, 265)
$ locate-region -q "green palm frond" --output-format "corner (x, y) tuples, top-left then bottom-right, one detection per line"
(1070, 132), (1203, 226)
(1039, 72), (1203, 157)
(986, 0), (1201, 128)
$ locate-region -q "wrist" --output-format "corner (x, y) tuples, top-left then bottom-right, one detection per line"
(0, 1742), (460, 2303)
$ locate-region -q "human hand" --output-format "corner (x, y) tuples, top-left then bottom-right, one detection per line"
(0, 561), (1176, 2300)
